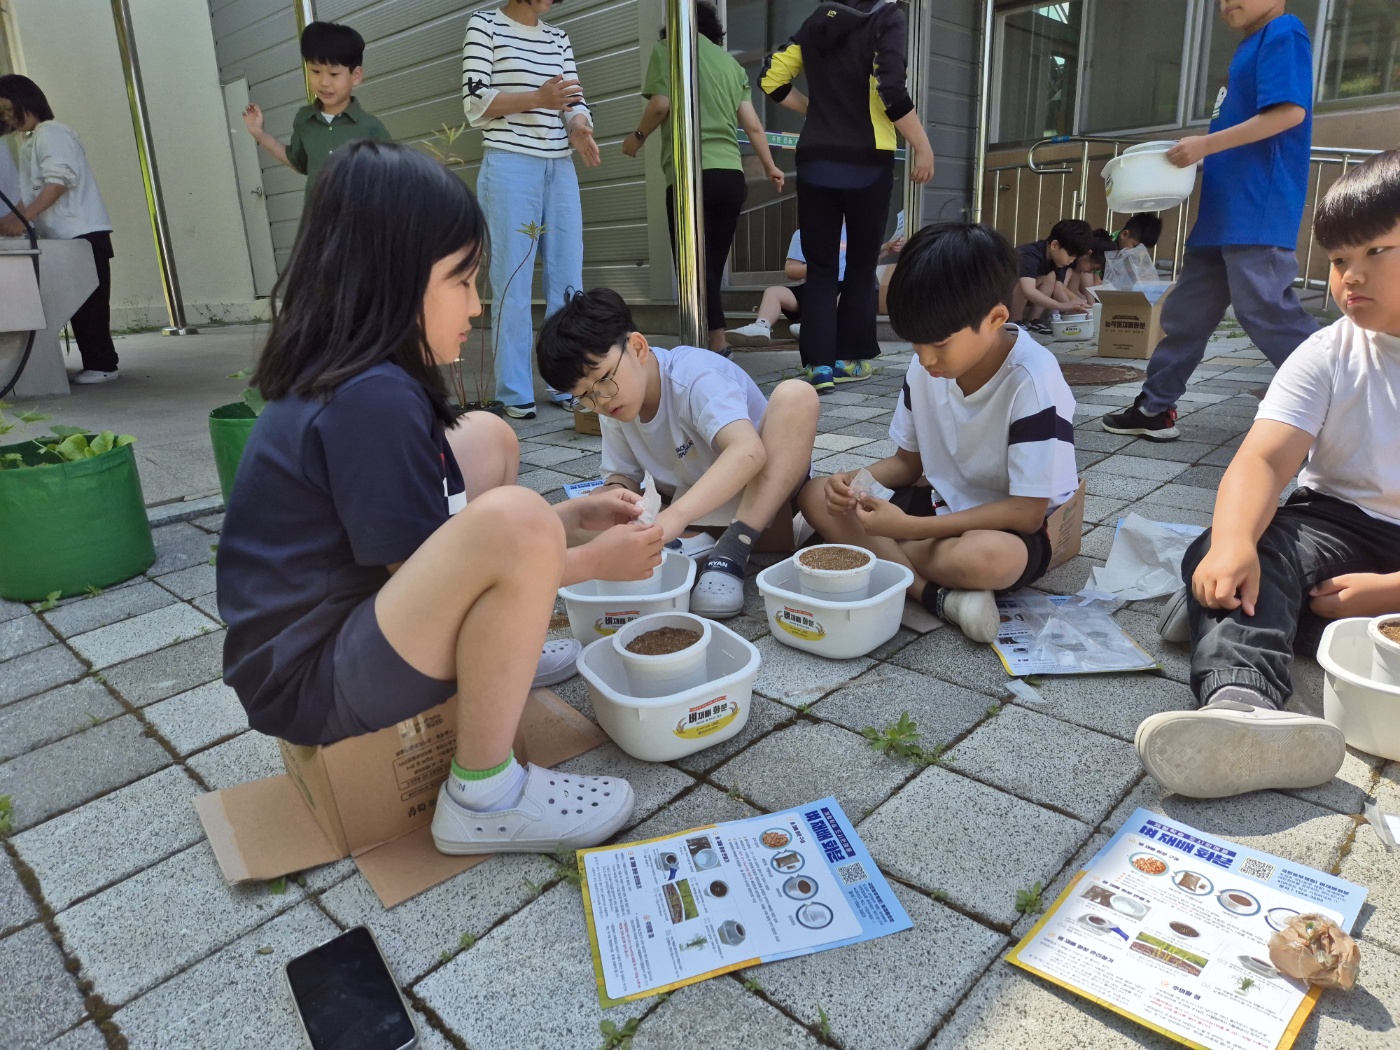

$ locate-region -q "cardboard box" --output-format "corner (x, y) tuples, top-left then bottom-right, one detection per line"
(1045, 478), (1087, 571)
(1092, 285), (1174, 360)
(195, 689), (606, 908)
(574, 409), (602, 436)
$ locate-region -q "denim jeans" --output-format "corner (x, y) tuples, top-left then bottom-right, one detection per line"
(1183, 489), (1400, 707)
(477, 148), (584, 407)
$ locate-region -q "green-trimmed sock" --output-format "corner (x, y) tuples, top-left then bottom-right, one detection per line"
(446, 751), (527, 812)
(702, 520), (762, 577)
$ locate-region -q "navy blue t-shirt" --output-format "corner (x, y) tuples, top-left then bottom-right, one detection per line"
(1189, 14), (1312, 249)
(217, 362), (465, 744)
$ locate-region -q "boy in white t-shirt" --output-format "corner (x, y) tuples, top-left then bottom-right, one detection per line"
(1137, 150), (1400, 799)
(537, 288), (819, 618)
(798, 222), (1079, 643)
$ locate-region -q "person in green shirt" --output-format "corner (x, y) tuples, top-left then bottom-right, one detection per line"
(624, 2), (784, 355)
(242, 21), (392, 205)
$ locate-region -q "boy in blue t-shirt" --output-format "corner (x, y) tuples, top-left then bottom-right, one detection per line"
(1102, 0), (1316, 442)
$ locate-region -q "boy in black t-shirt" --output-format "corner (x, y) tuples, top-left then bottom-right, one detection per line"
(1011, 218), (1094, 332)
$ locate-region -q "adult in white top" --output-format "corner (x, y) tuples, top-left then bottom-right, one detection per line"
(462, 0), (597, 417)
(0, 76), (118, 383)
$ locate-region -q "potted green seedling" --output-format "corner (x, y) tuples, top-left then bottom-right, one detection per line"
(208, 368), (263, 503)
(0, 404), (153, 600)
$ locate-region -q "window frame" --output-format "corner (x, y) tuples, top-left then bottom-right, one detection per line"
(1076, 0), (1196, 137)
(991, 0), (1088, 145)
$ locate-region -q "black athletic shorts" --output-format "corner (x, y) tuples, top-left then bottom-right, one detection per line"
(888, 485), (1053, 592)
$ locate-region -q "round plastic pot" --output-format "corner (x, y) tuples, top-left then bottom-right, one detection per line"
(594, 562), (665, 597)
(796, 544), (876, 602)
(1367, 616), (1400, 688)
(0, 438), (155, 600)
(208, 402), (258, 504)
(612, 612), (712, 699)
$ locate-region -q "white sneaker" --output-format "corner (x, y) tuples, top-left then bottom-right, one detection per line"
(534, 639), (581, 688)
(1158, 586), (1190, 643)
(665, 532), (718, 559)
(73, 369), (119, 385)
(690, 566), (746, 619)
(939, 589), (999, 643)
(788, 323), (801, 338)
(726, 321), (772, 347)
(1135, 700), (1346, 798)
(431, 763), (635, 855)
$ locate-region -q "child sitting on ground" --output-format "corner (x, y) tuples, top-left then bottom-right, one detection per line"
(242, 21), (391, 205)
(798, 222), (1079, 642)
(1066, 231), (1116, 301)
(538, 289), (820, 618)
(218, 142), (664, 856)
(1136, 149), (1400, 799)
(1012, 218), (1095, 332)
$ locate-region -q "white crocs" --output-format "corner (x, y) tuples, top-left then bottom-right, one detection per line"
(690, 568), (745, 618)
(534, 639), (581, 688)
(431, 763), (635, 854)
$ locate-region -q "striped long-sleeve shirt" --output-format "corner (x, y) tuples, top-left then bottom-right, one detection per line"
(461, 9), (590, 160)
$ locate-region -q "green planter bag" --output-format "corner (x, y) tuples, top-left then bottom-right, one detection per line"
(208, 402), (258, 504)
(0, 438), (156, 601)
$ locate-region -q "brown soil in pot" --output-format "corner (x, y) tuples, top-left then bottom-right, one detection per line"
(799, 547), (871, 572)
(625, 627), (702, 656)
(1380, 621), (1400, 645)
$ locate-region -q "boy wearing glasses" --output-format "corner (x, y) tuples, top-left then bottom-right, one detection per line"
(537, 289), (820, 618)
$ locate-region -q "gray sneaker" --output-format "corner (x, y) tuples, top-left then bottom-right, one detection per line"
(1158, 586), (1190, 643)
(1135, 700), (1345, 798)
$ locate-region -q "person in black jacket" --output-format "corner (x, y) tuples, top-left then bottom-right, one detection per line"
(761, 0), (933, 392)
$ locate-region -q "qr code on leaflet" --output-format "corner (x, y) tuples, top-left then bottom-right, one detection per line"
(1240, 857), (1275, 882)
(836, 861), (868, 885)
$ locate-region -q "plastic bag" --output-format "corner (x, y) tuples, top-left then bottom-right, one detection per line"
(1104, 245), (1158, 289)
(638, 470), (661, 525)
(850, 468), (895, 504)
(1267, 914), (1360, 990)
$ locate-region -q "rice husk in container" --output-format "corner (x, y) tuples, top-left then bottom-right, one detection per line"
(1267, 913), (1360, 990)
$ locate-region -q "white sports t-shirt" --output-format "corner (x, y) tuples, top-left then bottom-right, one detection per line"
(600, 345), (768, 525)
(1257, 315), (1400, 526)
(889, 325), (1079, 514)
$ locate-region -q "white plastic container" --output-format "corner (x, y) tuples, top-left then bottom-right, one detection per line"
(1102, 141), (1198, 213)
(795, 544), (877, 602)
(1051, 316), (1093, 341)
(594, 563), (664, 597)
(578, 615), (762, 762)
(557, 550), (695, 644)
(612, 612), (712, 699)
(1366, 615), (1400, 687)
(757, 557), (915, 660)
(1317, 617), (1400, 762)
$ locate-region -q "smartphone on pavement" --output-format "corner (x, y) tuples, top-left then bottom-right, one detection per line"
(285, 926), (418, 1050)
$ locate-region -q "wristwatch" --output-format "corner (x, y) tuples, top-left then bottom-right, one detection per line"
(633, 129), (646, 142)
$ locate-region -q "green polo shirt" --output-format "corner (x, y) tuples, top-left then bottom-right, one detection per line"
(286, 97), (392, 201)
(643, 37), (750, 185)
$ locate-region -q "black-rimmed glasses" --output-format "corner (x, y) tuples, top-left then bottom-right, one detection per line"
(576, 346), (623, 413)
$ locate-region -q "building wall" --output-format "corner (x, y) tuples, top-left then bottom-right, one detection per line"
(8, 0), (259, 327)
(918, 0), (980, 224)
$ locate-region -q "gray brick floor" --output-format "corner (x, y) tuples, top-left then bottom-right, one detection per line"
(2, 330), (1397, 1049)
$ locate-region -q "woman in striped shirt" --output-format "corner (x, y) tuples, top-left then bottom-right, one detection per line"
(463, 0), (598, 418)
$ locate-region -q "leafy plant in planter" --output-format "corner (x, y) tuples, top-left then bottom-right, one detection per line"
(208, 368), (264, 504)
(0, 403), (153, 600)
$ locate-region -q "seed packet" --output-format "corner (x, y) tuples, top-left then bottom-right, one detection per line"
(1267, 914), (1360, 990)
(638, 470), (662, 525)
(850, 468), (894, 503)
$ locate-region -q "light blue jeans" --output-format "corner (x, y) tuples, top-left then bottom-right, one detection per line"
(477, 148), (585, 408)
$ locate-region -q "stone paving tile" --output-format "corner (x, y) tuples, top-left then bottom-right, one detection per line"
(1008, 829), (1113, 943)
(746, 880), (1008, 1050)
(0, 924), (89, 1049)
(557, 743), (696, 832)
(13, 767), (204, 912)
(531, 429), (602, 450)
(810, 451), (880, 475)
(1091, 455), (1190, 483)
(815, 664), (992, 748)
(1084, 472), (1162, 501)
(0, 678), (123, 762)
(554, 452), (603, 479)
(143, 679), (249, 756)
(1076, 449), (1108, 472)
(711, 720), (912, 820)
(112, 902), (338, 1050)
(1137, 482), (1219, 514)
(41, 582), (178, 639)
(1106, 780), (1354, 874)
(68, 602), (219, 669)
(930, 957), (1181, 1050)
(1081, 494), (1131, 525)
(1342, 823), (1400, 957)
(831, 420), (889, 440)
(519, 443), (589, 469)
(0, 643), (87, 708)
(0, 716), (170, 832)
(194, 593), (223, 623)
(1117, 438), (1217, 464)
(0, 613), (54, 662)
(191, 511), (225, 531)
(0, 596), (30, 623)
(1119, 499), (1215, 530)
(0, 849), (38, 935)
(637, 978), (823, 1048)
(1283, 746), (1384, 817)
(516, 467), (575, 496)
(154, 562), (218, 600)
(45, 1022), (106, 1050)
(1294, 942), (1400, 1050)
(1073, 430), (1135, 453)
(102, 629), (225, 708)
(750, 634), (875, 705)
(821, 404), (886, 422)
(56, 842), (304, 1005)
(887, 626), (1009, 699)
(860, 766), (1090, 927)
(320, 853), (556, 983)
(1172, 464), (1229, 489)
(812, 432), (873, 452)
(185, 730), (284, 789)
(674, 693), (796, 774)
(1028, 672), (1194, 742)
(1080, 524), (1115, 561)
(625, 783), (758, 842)
(949, 706), (1141, 824)
(149, 522), (221, 576)
(1033, 555), (1102, 595)
(1112, 610), (1191, 683)
(416, 885), (638, 1049)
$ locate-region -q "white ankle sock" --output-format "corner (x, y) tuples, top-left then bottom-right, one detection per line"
(446, 755), (528, 812)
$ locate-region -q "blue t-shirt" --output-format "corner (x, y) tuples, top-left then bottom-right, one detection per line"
(1189, 14), (1312, 249)
(217, 362), (465, 744)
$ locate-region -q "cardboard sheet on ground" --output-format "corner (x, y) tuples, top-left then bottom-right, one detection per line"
(992, 592), (1159, 675)
(578, 797), (910, 1006)
(1086, 514), (1206, 601)
(1009, 808), (1366, 1050)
